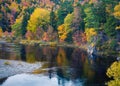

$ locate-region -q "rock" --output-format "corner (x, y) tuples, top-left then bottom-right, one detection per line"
(117, 57), (120, 61)
(87, 45), (97, 55)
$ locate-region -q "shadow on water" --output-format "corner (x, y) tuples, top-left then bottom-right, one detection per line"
(0, 78), (7, 85)
(20, 45), (26, 61)
(0, 42), (117, 86)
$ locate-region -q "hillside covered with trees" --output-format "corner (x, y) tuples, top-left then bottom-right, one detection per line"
(0, 0), (120, 52)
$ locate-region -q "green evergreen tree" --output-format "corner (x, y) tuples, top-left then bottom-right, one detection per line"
(21, 7), (35, 38)
(104, 16), (117, 38)
(50, 8), (57, 31)
(57, 1), (73, 26)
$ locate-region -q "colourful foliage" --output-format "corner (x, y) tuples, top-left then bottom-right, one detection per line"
(57, 13), (73, 42)
(106, 4), (113, 14)
(0, 28), (3, 37)
(43, 32), (49, 41)
(85, 28), (97, 42)
(25, 30), (34, 40)
(0, 0), (119, 46)
(107, 61), (120, 79)
(11, 16), (23, 37)
(89, 0), (98, 4)
(9, 2), (19, 12)
(73, 31), (87, 45)
(106, 61), (120, 86)
(57, 24), (67, 42)
(116, 25), (120, 30)
(114, 3), (120, 19)
(27, 8), (50, 32)
(84, 7), (96, 28)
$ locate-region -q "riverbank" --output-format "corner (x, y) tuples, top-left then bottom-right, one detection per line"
(20, 40), (120, 57)
(20, 40), (87, 50)
(1, 38), (120, 57)
(0, 59), (41, 79)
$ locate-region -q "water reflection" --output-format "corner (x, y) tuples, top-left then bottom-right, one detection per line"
(1, 73), (85, 86)
(57, 48), (69, 67)
(20, 45), (26, 61)
(1, 74), (58, 86)
(0, 42), (20, 60)
(0, 43), (117, 86)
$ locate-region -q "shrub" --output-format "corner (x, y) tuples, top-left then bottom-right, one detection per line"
(106, 61), (120, 86)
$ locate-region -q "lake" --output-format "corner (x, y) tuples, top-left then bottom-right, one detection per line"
(0, 42), (117, 86)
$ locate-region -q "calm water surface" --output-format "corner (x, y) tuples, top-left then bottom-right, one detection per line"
(0, 42), (117, 86)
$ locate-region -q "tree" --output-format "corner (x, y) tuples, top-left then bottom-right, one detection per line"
(50, 0), (64, 5)
(27, 8), (50, 32)
(11, 15), (23, 37)
(57, 13), (74, 42)
(114, 3), (120, 19)
(72, 4), (84, 31)
(57, 24), (67, 42)
(85, 28), (97, 42)
(57, 0), (73, 26)
(50, 8), (57, 31)
(84, 5), (98, 28)
(0, 27), (3, 37)
(106, 61), (120, 86)
(104, 16), (117, 38)
(72, 30), (87, 45)
(64, 13), (74, 42)
(16, 0), (21, 4)
(21, 7), (35, 38)
(92, 1), (106, 26)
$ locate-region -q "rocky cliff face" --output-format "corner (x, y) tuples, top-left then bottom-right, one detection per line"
(87, 30), (120, 56)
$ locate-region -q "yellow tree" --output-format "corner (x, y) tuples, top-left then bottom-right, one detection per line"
(0, 28), (3, 37)
(57, 13), (73, 42)
(9, 1), (19, 12)
(27, 8), (50, 33)
(57, 24), (67, 42)
(106, 61), (120, 86)
(114, 3), (120, 30)
(114, 3), (120, 20)
(85, 28), (97, 41)
(85, 28), (97, 46)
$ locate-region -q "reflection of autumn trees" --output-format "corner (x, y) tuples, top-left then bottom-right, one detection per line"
(43, 47), (58, 60)
(71, 48), (96, 84)
(20, 45), (26, 61)
(56, 47), (70, 86)
(0, 43), (21, 60)
(71, 48), (87, 79)
(43, 47), (58, 68)
(25, 46), (44, 63)
(56, 48), (69, 66)
(25, 46), (58, 63)
(83, 58), (95, 82)
(71, 48), (87, 67)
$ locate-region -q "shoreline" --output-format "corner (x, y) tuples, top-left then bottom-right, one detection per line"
(19, 40), (120, 57)
(19, 40), (87, 50)
(1, 39), (120, 57)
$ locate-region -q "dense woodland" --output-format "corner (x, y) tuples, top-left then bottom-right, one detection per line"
(0, 0), (120, 50)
